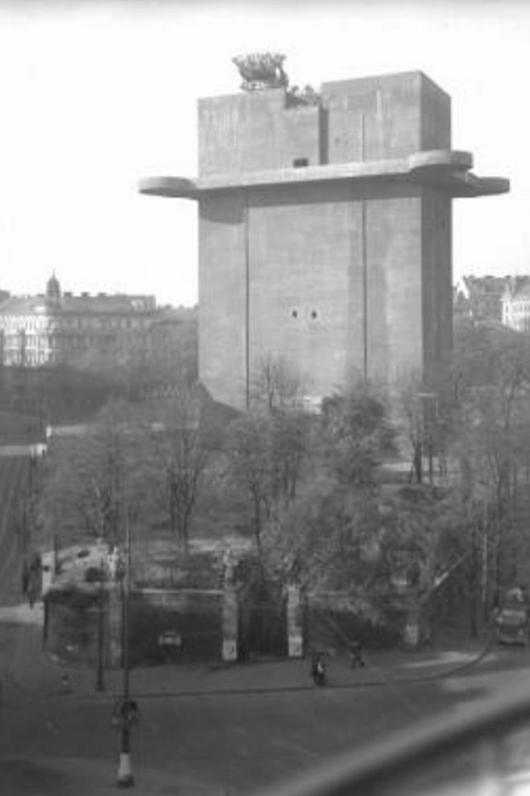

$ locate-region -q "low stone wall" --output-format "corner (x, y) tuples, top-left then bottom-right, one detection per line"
(44, 586), (225, 667)
(44, 579), (312, 667)
(44, 588), (103, 666)
(128, 588), (224, 665)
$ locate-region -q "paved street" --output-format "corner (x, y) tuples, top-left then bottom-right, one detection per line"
(1, 601), (530, 795)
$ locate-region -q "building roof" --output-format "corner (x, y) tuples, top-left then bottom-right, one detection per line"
(60, 293), (156, 313)
(0, 292), (156, 316)
(456, 275), (507, 297)
(502, 276), (530, 301)
(0, 296), (48, 315)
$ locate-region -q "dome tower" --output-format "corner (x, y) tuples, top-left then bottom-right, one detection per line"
(45, 272), (62, 312)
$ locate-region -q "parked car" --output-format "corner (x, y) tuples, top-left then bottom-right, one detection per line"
(495, 603), (530, 646)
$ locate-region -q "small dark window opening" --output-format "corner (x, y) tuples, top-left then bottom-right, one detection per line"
(310, 310), (318, 320)
(293, 158), (309, 168)
(291, 309), (298, 319)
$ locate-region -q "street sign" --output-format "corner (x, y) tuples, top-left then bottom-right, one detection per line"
(157, 631), (182, 648)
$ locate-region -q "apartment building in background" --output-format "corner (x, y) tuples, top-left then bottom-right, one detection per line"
(453, 275), (506, 323)
(0, 274), (157, 368)
(502, 276), (530, 333)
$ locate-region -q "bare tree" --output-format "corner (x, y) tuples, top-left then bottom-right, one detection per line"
(37, 399), (146, 549)
(250, 354), (310, 412)
(391, 370), (445, 485)
(226, 412), (273, 559)
(144, 385), (210, 551)
(250, 356), (311, 503)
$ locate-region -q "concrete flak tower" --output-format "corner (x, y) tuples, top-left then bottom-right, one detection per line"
(140, 56), (509, 409)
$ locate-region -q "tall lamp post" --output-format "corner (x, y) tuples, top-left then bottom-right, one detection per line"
(114, 511), (139, 788)
(95, 558), (106, 693)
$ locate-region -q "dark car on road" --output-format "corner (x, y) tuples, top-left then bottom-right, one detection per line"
(495, 593), (530, 646)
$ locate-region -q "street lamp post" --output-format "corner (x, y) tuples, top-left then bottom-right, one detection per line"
(115, 511), (138, 788)
(95, 560), (105, 693)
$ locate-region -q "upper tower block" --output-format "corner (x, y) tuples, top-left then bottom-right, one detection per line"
(321, 71), (450, 163)
(198, 70), (451, 177)
(199, 51), (321, 175)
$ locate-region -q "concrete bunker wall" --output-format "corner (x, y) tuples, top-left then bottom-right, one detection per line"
(199, 181), (440, 408)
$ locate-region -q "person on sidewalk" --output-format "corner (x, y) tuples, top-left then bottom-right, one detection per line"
(21, 560), (30, 598)
(348, 640), (366, 668)
(27, 583), (37, 609)
(310, 652), (327, 686)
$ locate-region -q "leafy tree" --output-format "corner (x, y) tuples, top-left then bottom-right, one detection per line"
(261, 381), (464, 636)
(263, 384), (393, 594)
(264, 479), (445, 624)
(431, 488), (490, 637)
(319, 383), (396, 487)
(449, 318), (530, 608)
(227, 358), (312, 558)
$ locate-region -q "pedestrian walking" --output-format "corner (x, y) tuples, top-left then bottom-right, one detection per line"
(21, 560), (30, 598)
(27, 585), (36, 608)
(348, 640), (366, 668)
(310, 652), (327, 686)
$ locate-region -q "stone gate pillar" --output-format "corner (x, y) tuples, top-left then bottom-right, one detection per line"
(286, 584), (304, 658)
(222, 585), (238, 661)
(221, 550), (238, 661)
(107, 584), (122, 667)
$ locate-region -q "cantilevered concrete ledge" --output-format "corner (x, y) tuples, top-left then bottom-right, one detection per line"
(139, 149), (509, 200)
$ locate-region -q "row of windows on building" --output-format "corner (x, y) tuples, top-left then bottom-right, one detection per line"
(502, 303), (530, 333)
(0, 315), (150, 331)
(1, 331), (150, 348)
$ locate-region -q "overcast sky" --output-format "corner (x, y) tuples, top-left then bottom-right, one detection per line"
(0, 0), (527, 306)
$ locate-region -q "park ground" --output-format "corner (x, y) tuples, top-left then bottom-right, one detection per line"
(1, 602), (530, 795)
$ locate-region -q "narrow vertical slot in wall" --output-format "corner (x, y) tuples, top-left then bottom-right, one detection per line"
(360, 112), (368, 380)
(244, 195), (251, 409)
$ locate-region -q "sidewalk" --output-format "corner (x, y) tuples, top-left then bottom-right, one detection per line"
(0, 756), (224, 796)
(0, 602), (500, 701)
